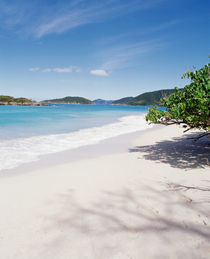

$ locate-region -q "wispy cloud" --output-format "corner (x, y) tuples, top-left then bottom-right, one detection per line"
(35, 0), (165, 38)
(0, 0), (165, 37)
(99, 39), (163, 71)
(90, 70), (109, 77)
(53, 66), (81, 73)
(0, 1), (37, 28)
(29, 66), (81, 73)
(98, 20), (180, 46)
(42, 68), (52, 73)
(29, 67), (40, 72)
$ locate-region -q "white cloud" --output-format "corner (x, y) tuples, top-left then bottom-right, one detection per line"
(29, 67), (40, 72)
(53, 66), (79, 73)
(40, 66), (81, 73)
(90, 70), (109, 77)
(42, 68), (52, 73)
(75, 67), (81, 73)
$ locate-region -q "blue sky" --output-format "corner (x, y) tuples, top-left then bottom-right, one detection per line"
(0, 0), (209, 100)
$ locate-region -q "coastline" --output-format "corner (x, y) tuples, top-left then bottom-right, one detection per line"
(0, 124), (159, 177)
(0, 125), (209, 258)
(0, 113), (152, 171)
(0, 102), (48, 106)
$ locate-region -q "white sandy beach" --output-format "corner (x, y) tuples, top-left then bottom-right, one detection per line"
(0, 125), (209, 259)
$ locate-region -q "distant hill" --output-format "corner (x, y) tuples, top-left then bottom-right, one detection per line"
(0, 95), (45, 106)
(43, 96), (93, 104)
(40, 89), (179, 106)
(0, 95), (32, 103)
(128, 89), (176, 106)
(94, 90), (177, 106)
(93, 99), (113, 105)
(112, 97), (133, 105)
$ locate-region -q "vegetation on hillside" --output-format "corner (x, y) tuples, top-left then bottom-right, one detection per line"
(146, 63), (210, 138)
(112, 97), (133, 105)
(0, 95), (33, 103)
(44, 96), (93, 104)
(128, 89), (176, 106)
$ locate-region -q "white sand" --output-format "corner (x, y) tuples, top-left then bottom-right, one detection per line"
(0, 125), (209, 259)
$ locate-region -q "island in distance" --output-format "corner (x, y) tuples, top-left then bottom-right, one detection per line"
(43, 96), (93, 104)
(43, 89), (176, 106)
(0, 89), (177, 106)
(0, 95), (48, 106)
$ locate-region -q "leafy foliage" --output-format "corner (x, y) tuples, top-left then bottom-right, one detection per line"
(14, 98), (33, 103)
(0, 95), (32, 103)
(44, 96), (93, 104)
(112, 97), (134, 105)
(129, 89), (176, 106)
(146, 63), (210, 133)
(0, 95), (15, 102)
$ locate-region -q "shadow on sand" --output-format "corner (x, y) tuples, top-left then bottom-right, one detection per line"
(38, 182), (210, 258)
(129, 132), (210, 169)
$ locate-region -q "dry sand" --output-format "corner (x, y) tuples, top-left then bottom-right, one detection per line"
(0, 125), (209, 259)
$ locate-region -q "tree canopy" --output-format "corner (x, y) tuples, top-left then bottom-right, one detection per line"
(146, 63), (210, 137)
(0, 95), (32, 103)
(128, 89), (176, 106)
(43, 96), (93, 104)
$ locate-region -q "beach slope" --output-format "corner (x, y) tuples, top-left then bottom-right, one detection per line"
(0, 125), (209, 259)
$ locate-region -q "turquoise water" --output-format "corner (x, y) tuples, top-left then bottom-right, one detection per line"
(0, 104), (150, 140)
(0, 104), (152, 170)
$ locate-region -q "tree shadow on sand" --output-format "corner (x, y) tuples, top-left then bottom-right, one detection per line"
(38, 183), (210, 258)
(129, 132), (210, 169)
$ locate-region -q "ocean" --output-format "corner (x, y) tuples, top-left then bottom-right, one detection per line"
(0, 104), (153, 171)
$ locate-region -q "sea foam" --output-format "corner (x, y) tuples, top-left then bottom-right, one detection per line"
(0, 115), (152, 171)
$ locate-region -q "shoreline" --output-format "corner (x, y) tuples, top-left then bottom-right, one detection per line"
(0, 113), (152, 172)
(0, 125), (209, 259)
(0, 124), (160, 177)
(0, 102), (48, 106)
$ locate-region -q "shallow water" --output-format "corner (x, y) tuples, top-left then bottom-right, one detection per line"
(0, 104), (152, 170)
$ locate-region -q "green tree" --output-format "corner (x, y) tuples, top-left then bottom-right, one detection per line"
(146, 63), (210, 139)
(14, 97), (32, 104)
(0, 95), (14, 103)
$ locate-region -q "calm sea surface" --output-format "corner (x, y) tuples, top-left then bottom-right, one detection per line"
(0, 104), (152, 170)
